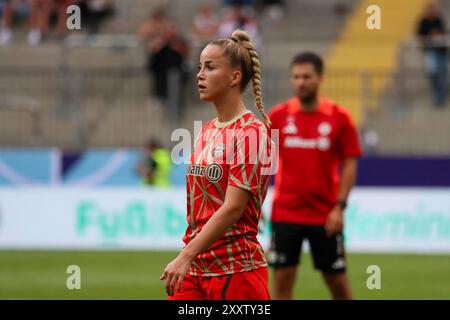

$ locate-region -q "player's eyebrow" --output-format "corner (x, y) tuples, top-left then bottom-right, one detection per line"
(198, 60), (216, 69)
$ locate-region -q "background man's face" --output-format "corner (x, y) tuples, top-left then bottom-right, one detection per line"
(290, 63), (322, 103)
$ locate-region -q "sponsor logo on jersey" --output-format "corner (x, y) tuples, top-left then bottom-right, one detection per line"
(318, 122), (332, 136)
(284, 136), (331, 151)
(282, 116), (298, 134)
(205, 163), (223, 183)
(317, 136), (331, 151)
(283, 120), (333, 151)
(187, 164), (206, 176)
(187, 163), (223, 183)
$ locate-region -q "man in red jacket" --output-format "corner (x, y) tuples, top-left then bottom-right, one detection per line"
(267, 52), (362, 300)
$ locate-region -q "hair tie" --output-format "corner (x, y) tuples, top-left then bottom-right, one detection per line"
(231, 36), (240, 44)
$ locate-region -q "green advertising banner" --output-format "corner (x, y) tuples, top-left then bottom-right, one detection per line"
(0, 187), (449, 252)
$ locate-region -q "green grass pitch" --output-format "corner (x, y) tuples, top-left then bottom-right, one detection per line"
(1, 251), (449, 299)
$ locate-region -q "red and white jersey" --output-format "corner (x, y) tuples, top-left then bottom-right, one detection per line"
(268, 97), (362, 225)
(183, 110), (273, 276)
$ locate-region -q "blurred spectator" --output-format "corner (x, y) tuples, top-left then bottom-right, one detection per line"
(218, 5), (261, 49)
(0, 0), (13, 44)
(136, 138), (172, 187)
(0, 0), (89, 45)
(417, 1), (448, 107)
(78, 0), (115, 35)
(30, 0), (78, 43)
(138, 10), (190, 111)
(191, 5), (219, 51)
(28, 0), (53, 45)
(0, 0), (32, 45)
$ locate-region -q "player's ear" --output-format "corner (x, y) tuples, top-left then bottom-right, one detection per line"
(230, 70), (242, 88)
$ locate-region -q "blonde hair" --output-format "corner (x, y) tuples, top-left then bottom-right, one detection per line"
(209, 30), (271, 127)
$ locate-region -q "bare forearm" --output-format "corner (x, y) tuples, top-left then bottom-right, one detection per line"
(338, 158), (357, 201)
(182, 205), (242, 259)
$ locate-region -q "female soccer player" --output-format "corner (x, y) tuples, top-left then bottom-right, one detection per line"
(160, 30), (273, 300)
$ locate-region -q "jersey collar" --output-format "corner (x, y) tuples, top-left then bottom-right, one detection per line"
(287, 96), (334, 115)
(214, 110), (252, 128)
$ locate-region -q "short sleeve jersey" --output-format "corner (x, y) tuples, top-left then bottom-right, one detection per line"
(183, 110), (273, 276)
(268, 97), (362, 225)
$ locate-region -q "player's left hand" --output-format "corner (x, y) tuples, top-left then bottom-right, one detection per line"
(324, 206), (344, 237)
(160, 250), (194, 296)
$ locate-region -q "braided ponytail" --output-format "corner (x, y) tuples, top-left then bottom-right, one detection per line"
(230, 30), (271, 128)
(209, 30), (271, 127)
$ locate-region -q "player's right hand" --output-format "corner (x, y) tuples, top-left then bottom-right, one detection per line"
(160, 251), (194, 296)
(324, 206), (344, 237)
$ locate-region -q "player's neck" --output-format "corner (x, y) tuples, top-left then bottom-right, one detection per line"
(214, 94), (246, 123)
(299, 96), (320, 113)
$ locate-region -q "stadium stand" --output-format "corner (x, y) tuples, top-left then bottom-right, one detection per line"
(371, 0), (450, 154)
(0, 0), (448, 155)
(323, 0), (429, 125)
